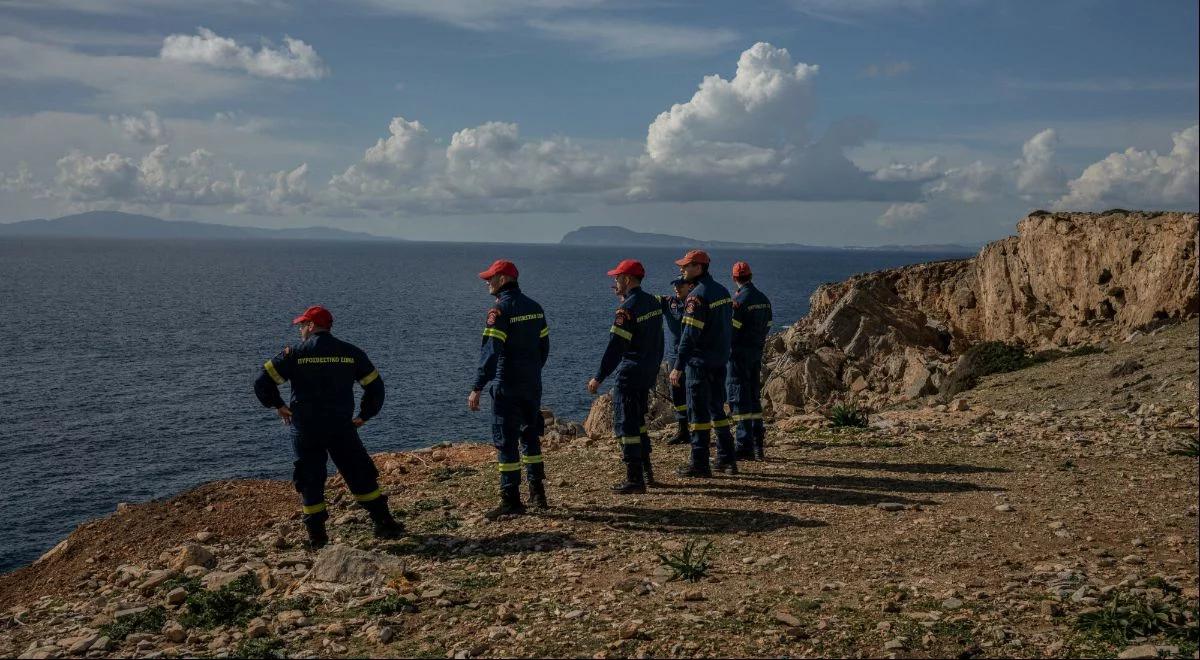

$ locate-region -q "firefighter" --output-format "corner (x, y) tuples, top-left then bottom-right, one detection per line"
(588, 259), (665, 493)
(468, 260), (551, 518)
(728, 261), (773, 461)
(668, 250), (738, 477)
(254, 305), (404, 549)
(660, 277), (695, 445)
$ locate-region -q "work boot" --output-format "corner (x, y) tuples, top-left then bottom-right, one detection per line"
(667, 420), (689, 445)
(303, 519), (328, 551)
(485, 489), (526, 520)
(361, 497), (405, 540)
(612, 462), (647, 494)
(643, 461), (657, 486)
(716, 460), (739, 475)
(528, 480), (549, 510)
(754, 445), (765, 461)
(735, 445), (754, 461)
(675, 463), (713, 478)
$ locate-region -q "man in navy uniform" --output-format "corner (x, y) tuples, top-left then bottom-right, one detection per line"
(668, 250), (738, 477)
(728, 261), (773, 461)
(468, 260), (551, 518)
(588, 259), (665, 494)
(254, 305), (404, 549)
(660, 277), (694, 445)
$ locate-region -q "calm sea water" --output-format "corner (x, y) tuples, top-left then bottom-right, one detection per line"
(0, 238), (966, 571)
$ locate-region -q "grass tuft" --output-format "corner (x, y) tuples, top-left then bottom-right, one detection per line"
(98, 606), (167, 641)
(658, 538), (714, 583)
(362, 594), (418, 617)
(179, 574), (263, 629)
(236, 637), (286, 659)
(827, 403), (869, 428)
(1074, 591), (1191, 644)
(1169, 436), (1199, 458)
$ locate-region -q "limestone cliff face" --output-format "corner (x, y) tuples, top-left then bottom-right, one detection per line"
(761, 210), (1198, 416)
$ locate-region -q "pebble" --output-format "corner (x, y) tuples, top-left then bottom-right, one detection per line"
(883, 638), (905, 650)
(773, 611), (801, 627)
(1121, 555), (1145, 565)
(563, 609), (585, 620)
(194, 531), (215, 543)
(165, 587), (187, 606)
(994, 504), (1015, 513)
(162, 621), (186, 643)
(877, 503), (905, 512)
(940, 597), (963, 610)
(377, 626), (395, 644)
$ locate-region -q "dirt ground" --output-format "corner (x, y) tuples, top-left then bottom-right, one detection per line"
(1, 322), (1196, 659)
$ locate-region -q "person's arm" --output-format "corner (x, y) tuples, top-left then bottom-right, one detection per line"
(254, 348), (292, 408)
(595, 308), (632, 383)
(354, 351), (384, 422)
(731, 297), (747, 334)
(673, 295), (707, 370)
(538, 319), (550, 368)
(473, 305), (508, 392)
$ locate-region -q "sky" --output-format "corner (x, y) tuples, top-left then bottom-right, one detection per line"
(0, 0), (1196, 246)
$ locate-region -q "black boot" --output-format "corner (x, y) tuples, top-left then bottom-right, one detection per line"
(528, 480), (549, 510)
(735, 445), (754, 461)
(612, 462), (647, 495)
(486, 488), (526, 520)
(362, 497), (405, 540)
(675, 463), (713, 478)
(643, 461), (657, 487)
(754, 444), (765, 461)
(303, 517), (328, 550)
(667, 420), (689, 445)
(716, 460), (739, 475)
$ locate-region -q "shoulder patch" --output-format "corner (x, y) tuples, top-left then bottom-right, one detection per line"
(486, 308), (501, 327)
(614, 308), (632, 326)
(684, 297), (701, 315)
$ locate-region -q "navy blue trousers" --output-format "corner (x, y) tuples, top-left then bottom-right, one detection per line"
(727, 350), (765, 452)
(490, 385), (545, 493)
(291, 425), (384, 522)
(685, 363), (736, 468)
(612, 385), (651, 467)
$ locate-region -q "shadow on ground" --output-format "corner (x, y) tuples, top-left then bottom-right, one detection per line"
(733, 472), (1005, 494)
(655, 480), (942, 507)
(803, 459), (1010, 474)
(551, 505), (826, 535)
(382, 531), (592, 558)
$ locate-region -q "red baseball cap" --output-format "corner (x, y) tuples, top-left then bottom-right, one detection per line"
(674, 249), (711, 267)
(606, 259), (645, 278)
(292, 305), (333, 327)
(478, 260), (519, 280)
(732, 261), (752, 278)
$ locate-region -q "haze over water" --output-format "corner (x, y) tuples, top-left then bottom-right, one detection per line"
(0, 238), (965, 571)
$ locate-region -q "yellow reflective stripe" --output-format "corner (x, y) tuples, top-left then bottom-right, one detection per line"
(521, 454), (543, 464)
(730, 412), (763, 422)
(610, 325), (633, 340)
(353, 488), (382, 502)
(302, 502), (327, 515)
(713, 418), (732, 428)
(674, 405), (688, 412)
(359, 369), (380, 386)
(482, 328), (508, 342)
(637, 309), (662, 322)
(689, 422), (713, 431)
(731, 319), (744, 329)
(540, 327), (550, 338)
(682, 317), (705, 329)
(509, 313), (544, 323)
(497, 462), (522, 472)
(638, 426), (648, 433)
(746, 304), (771, 311)
(263, 360), (285, 385)
(618, 436), (642, 445)
(710, 297), (731, 307)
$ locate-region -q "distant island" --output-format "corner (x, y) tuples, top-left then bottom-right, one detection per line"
(0, 211), (393, 242)
(560, 225), (975, 253)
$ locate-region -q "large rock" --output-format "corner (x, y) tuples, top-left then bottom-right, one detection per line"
(170, 544), (215, 571)
(583, 364), (677, 438)
(307, 544), (405, 586)
(761, 211), (1198, 412)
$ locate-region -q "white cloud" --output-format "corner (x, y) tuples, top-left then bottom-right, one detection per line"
(861, 60), (913, 78)
(528, 19), (738, 58)
(349, 0), (605, 29)
(876, 201), (927, 228)
(1013, 128), (1065, 199)
(871, 156), (942, 182)
(109, 111), (168, 144)
(790, 0), (938, 23)
(629, 42), (919, 202)
(1054, 125), (1199, 211)
(160, 27), (328, 80)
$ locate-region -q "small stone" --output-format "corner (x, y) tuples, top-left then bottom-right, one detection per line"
(325, 622), (348, 637)
(377, 626), (395, 644)
(165, 587), (187, 606)
(1048, 521), (1065, 530)
(1122, 555), (1145, 565)
(883, 638), (905, 651)
(1117, 644), (1158, 659)
(1131, 538), (1145, 548)
(680, 589), (705, 602)
(994, 504), (1015, 513)
(940, 597), (963, 610)
(497, 605), (518, 623)
(246, 619), (269, 639)
(563, 609), (585, 620)
(162, 621), (186, 644)
(618, 622), (640, 640)
(67, 634), (99, 654)
(877, 503), (905, 512)
(194, 531), (215, 543)
(949, 399), (969, 412)
(773, 611), (801, 627)
(170, 544), (215, 571)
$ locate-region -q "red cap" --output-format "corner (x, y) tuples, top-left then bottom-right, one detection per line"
(732, 261), (752, 279)
(606, 259), (645, 278)
(292, 305), (333, 327)
(674, 249), (711, 267)
(478, 260), (519, 280)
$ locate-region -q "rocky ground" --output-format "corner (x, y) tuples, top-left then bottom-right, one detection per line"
(1, 321), (1197, 660)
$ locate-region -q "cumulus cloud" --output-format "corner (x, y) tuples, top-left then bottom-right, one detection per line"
(629, 42), (920, 202)
(108, 110), (168, 144)
(1054, 125), (1198, 211)
(876, 201), (927, 228)
(1013, 128), (1065, 199)
(160, 27), (328, 80)
(871, 156), (942, 182)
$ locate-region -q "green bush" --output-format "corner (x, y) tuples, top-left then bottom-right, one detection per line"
(1067, 344), (1105, 357)
(1074, 591), (1191, 644)
(236, 637), (286, 659)
(658, 538), (714, 583)
(98, 606), (167, 641)
(179, 574), (263, 629)
(362, 594), (418, 616)
(965, 341), (1037, 377)
(827, 403), (869, 428)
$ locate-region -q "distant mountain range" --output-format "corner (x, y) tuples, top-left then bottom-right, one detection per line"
(560, 225), (976, 253)
(0, 211), (393, 241)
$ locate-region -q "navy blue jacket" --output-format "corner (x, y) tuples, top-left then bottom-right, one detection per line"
(473, 282), (550, 395)
(674, 272), (733, 369)
(731, 282), (773, 353)
(595, 286), (665, 389)
(659, 294), (686, 367)
(254, 331), (384, 431)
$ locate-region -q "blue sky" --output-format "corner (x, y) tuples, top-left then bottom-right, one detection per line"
(1, 0), (1196, 245)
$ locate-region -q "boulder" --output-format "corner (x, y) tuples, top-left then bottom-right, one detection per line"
(170, 544), (215, 572)
(307, 544), (405, 586)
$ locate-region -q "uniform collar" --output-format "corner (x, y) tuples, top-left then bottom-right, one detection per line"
(495, 281), (520, 298)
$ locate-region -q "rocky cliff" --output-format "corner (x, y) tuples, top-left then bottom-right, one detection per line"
(762, 210), (1198, 415)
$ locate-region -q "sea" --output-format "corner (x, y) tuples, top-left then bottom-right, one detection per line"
(0, 238), (968, 572)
